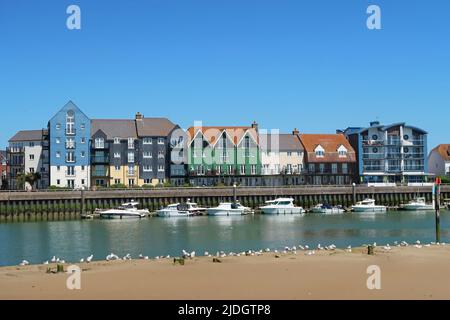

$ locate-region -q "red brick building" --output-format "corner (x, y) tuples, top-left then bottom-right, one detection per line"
(300, 134), (357, 185)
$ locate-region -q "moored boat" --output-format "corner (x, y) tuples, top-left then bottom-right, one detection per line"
(351, 199), (386, 213)
(207, 202), (251, 216)
(401, 197), (434, 211)
(99, 201), (149, 219)
(310, 204), (345, 214)
(156, 200), (206, 217)
(260, 198), (305, 215)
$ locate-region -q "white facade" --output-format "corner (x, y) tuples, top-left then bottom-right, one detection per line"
(261, 151), (304, 175)
(50, 165), (90, 189)
(428, 149), (450, 177)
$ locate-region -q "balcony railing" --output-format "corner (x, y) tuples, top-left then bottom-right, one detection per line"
(411, 140), (424, 146)
(362, 153), (385, 160)
(404, 153), (424, 159)
(65, 156), (76, 163)
(387, 166), (402, 172)
(66, 143), (76, 149)
(93, 143), (110, 150)
(65, 129), (76, 136)
(362, 140), (384, 146)
(92, 170), (108, 177)
(404, 166), (424, 171)
(363, 166), (384, 172)
(91, 156), (110, 163)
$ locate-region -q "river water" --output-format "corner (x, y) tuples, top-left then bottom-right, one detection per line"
(0, 211), (449, 266)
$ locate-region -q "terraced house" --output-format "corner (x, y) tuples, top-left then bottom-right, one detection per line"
(300, 133), (357, 185)
(7, 130), (49, 190)
(186, 122), (262, 186)
(342, 121), (429, 185)
(49, 101), (91, 189)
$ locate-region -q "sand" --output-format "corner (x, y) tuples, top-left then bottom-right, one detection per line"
(1, 246), (450, 300)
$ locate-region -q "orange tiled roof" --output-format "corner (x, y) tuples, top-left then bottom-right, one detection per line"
(300, 134), (356, 163)
(187, 126), (258, 146)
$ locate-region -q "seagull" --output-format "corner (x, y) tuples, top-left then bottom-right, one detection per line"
(60, 260), (66, 264)
(80, 258), (85, 263)
(265, 248), (271, 252)
(298, 245), (305, 251)
(51, 256), (57, 263)
(190, 251), (196, 258)
(346, 245), (352, 253)
(416, 240), (421, 245)
(383, 244), (391, 251)
(304, 245), (310, 250)
(86, 255), (93, 263)
(165, 255), (171, 259)
(43, 261), (49, 265)
(204, 251), (209, 256)
(19, 260), (29, 266)
(317, 244), (323, 251)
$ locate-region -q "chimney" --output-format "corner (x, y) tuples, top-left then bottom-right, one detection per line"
(251, 121), (258, 131)
(292, 128), (299, 135)
(135, 112), (143, 120)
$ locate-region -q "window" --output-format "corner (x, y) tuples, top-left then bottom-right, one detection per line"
(66, 110), (75, 135)
(81, 166), (85, 171)
(228, 165), (233, 175)
(240, 165), (245, 175)
(143, 138), (152, 145)
(81, 151), (85, 157)
(309, 164), (315, 173)
(29, 154), (34, 160)
(114, 137), (120, 144)
(67, 166), (75, 176)
(158, 151), (164, 159)
(316, 150), (325, 157)
(80, 123), (85, 130)
(320, 164), (325, 173)
(29, 168), (35, 173)
(332, 163), (338, 174)
(114, 152), (121, 158)
(114, 179), (121, 185)
(251, 165), (257, 175)
(373, 147), (378, 153)
(286, 164), (292, 174)
(128, 179), (135, 186)
(338, 150), (347, 157)
(128, 166), (135, 175)
(144, 179), (151, 184)
(56, 138), (61, 144)
(158, 138), (164, 145)
(81, 137), (86, 144)
(372, 134), (378, 141)
(66, 138), (75, 149)
(56, 151), (61, 158)
(143, 152), (152, 158)
(404, 147), (409, 153)
(158, 165), (165, 172)
(143, 165), (152, 172)
(128, 152), (135, 163)
(342, 163), (348, 174)
(128, 138), (134, 149)
(56, 124), (61, 130)
(66, 152), (75, 162)
(57, 179), (61, 185)
(115, 166), (121, 171)
(95, 138), (105, 149)
(57, 166), (61, 171)
(81, 179), (85, 185)
(287, 152), (292, 157)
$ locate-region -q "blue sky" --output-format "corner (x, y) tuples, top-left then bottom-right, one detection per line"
(0, 0), (449, 149)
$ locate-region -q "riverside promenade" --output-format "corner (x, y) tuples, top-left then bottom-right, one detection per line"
(0, 185), (448, 221)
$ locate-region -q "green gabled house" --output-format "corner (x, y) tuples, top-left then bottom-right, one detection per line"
(186, 122), (262, 186)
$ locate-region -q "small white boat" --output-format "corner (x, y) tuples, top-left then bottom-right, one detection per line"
(401, 197), (434, 211)
(351, 199), (386, 213)
(207, 202), (251, 216)
(260, 198), (305, 215)
(157, 200), (206, 217)
(99, 201), (149, 219)
(310, 204), (345, 214)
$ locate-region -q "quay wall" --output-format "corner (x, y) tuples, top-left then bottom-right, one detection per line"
(0, 185), (449, 221)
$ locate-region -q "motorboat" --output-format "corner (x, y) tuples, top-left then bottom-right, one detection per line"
(401, 197), (434, 211)
(99, 201), (149, 219)
(207, 202), (251, 216)
(156, 200), (206, 217)
(351, 199), (386, 213)
(310, 204), (345, 214)
(260, 198), (305, 215)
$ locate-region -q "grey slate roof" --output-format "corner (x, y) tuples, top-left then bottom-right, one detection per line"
(136, 118), (178, 137)
(260, 133), (304, 152)
(91, 119), (138, 139)
(9, 130), (44, 142)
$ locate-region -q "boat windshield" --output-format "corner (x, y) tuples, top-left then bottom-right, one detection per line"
(275, 201), (292, 206)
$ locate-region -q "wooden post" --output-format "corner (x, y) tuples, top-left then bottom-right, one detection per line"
(352, 183), (356, 205)
(81, 187), (85, 215)
(435, 183), (441, 243)
(233, 183), (237, 204)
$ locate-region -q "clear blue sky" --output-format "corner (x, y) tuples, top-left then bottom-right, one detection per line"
(0, 0), (449, 149)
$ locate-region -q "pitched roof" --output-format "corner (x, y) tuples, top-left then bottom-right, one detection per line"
(91, 119), (137, 139)
(135, 118), (178, 137)
(9, 130), (44, 142)
(187, 126), (258, 146)
(300, 134), (356, 163)
(0, 150), (6, 160)
(430, 144), (450, 162)
(260, 133), (303, 152)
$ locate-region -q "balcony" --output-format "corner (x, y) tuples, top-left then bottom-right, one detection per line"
(65, 128), (76, 136)
(92, 169), (108, 177)
(66, 142), (76, 149)
(65, 156), (76, 163)
(362, 153), (385, 160)
(93, 142), (110, 150)
(403, 153), (424, 159)
(362, 140), (384, 146)
(387, 138), (401, 146)
(6, 147), (24, 154)
(404, 166), (424, 172)
(363, 166), (384, 172)
(91, 156), (110, 164)
(387, 166), (402, 172)
(411, 139), (424, 146)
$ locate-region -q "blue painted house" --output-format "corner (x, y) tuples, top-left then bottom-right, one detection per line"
(48, 101), (91, 189)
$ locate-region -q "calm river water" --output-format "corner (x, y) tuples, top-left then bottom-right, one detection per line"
(0, 211), (449, 266)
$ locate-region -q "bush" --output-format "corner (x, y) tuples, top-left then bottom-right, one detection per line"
(163, 182), (172, 188)
(439, 176), (450, 184)
(109, 183), (127, 189)
(142, 184), (155, 189)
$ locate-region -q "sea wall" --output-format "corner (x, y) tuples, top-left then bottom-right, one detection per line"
(0, 185), (448, 221)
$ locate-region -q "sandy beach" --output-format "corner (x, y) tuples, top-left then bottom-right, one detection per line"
(1, 245), (450, 300)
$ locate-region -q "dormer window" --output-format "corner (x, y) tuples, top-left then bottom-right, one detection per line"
(315, 145), (325, 158)
(338, 145), (348, 157)
(114, 137), (121, 144)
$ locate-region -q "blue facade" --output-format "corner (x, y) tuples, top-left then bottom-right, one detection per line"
(48, 101), (91, 188)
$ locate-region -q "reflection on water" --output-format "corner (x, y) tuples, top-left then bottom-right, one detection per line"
(0, 211), (449, 266)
